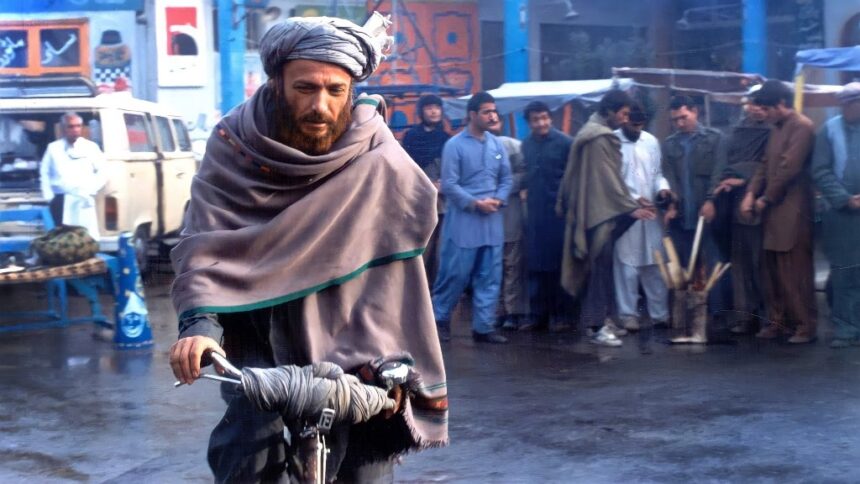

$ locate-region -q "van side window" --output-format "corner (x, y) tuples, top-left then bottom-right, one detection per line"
(155, 116), (176, 152)
(172, 119), (192, 152)
(124, 113), (155, 152)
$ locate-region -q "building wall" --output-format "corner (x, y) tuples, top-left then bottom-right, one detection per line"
(478, 0), (654, 82)
(151, 0), (218, 130)
(825, 1), (860, 47)
(0, 11), (143, 96)
(822, 1), (860, 84)
(0, 1), (220, 129)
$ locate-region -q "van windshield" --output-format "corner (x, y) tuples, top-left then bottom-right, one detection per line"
(0, 111), (101, 192)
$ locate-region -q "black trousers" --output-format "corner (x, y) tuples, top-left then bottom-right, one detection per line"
(528, 270), (574, 324)
(49, 194), (65, 226)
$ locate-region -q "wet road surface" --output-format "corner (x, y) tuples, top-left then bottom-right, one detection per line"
(1, 278), (858, 483)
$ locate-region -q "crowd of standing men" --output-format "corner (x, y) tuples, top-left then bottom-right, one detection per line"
(401, 80), (860, 348)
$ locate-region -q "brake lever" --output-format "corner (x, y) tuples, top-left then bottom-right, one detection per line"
(173, 351), (243, 388)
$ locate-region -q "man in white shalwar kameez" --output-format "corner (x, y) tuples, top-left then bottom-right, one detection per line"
(40, 112), (106, 239)
(613, 104), (672, 330)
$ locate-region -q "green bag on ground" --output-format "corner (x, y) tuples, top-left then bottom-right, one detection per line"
(31, 225), (99, 266)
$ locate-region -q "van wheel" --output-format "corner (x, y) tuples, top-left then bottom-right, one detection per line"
(132, 227), (150, 275)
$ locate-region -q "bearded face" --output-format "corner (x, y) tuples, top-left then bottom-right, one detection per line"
(270, 59), (354, 156)
(276, 92), (352, 155)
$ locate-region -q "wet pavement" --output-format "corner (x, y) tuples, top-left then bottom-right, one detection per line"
(2, 276), (859, 483)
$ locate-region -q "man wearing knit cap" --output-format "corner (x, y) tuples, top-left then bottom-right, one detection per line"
(168, 14), (448, 482)
(812, 82), (860, 348)
(402, 94), (450, 285)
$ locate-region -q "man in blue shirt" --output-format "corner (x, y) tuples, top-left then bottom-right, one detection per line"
(432, 92), (513, 344)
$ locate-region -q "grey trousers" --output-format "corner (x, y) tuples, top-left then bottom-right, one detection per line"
(581, 218), (632, 328)
(501, 239), (529, 317)
(829, 264), (860, 341)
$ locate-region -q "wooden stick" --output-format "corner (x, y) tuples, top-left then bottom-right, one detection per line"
(685, 216), (705, 281)
(663, 237), (685, 289)
(654, 250), (670, 287)
(667, 262), (685, 290)
(704, 262), (722, 292)
(705, 262), (732, 292)
(663, 236), (681, 266)
(715, 262), (732, 283)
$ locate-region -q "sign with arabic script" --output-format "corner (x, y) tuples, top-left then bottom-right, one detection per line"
(0, 20), (91, 77)
(41, 29), (81, 67)
(0, 31), (27, 69)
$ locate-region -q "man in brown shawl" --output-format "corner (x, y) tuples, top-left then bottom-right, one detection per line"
(741, 80), (817, 344)
(168, 14), (448, 482)
(557, 90), (656, 347)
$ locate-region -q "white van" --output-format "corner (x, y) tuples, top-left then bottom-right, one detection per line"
(0, 77), (196, 271)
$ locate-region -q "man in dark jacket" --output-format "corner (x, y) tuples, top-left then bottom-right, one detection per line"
(520, 101), (574, 331)
(402, 94), (450, 284)
(662, 95), (728, 318)
(701, 97), (770, 334)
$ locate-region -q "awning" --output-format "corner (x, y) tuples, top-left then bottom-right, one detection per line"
(443, 78), (633, 120)
(795, 47), (860, 73)
(612, 67), (764, 94)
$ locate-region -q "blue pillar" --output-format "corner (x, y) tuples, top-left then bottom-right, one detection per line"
(504, 0), (529, 83)
(219, 0), (246, 114)
(504, 0), (529, 137)
(742, 0), (767, 75)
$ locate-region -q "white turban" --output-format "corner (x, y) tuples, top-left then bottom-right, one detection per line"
(259, 12), (392, 82)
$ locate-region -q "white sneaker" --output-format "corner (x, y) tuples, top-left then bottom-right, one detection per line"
(590, 325), (623, 347)
(603, 318), (628, 336)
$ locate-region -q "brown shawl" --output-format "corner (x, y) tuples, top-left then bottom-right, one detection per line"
(557, 112), (638, 296)
(170, 85), (447, 452)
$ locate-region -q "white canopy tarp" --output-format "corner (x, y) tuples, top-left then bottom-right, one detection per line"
(443, 78), (634, 120)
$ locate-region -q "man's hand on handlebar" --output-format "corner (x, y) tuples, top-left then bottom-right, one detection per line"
(169, 336), (226, 385)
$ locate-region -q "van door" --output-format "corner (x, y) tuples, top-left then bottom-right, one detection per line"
(107, 111), (159, 240)
(152, 115), (195, 236)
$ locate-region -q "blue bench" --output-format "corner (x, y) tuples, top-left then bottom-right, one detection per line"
(0, 207), (118, 333)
